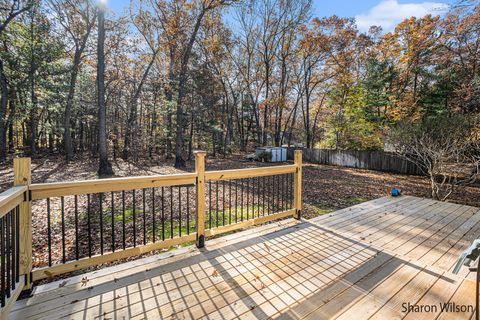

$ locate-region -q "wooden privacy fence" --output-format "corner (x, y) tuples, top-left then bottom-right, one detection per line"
(0, 150), (302, 317)
(288, 148), (422, 175)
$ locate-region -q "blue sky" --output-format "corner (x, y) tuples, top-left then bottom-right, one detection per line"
(106, 0), (453, 32)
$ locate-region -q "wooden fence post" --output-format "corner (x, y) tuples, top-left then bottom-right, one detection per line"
(294, 150), (302, 219)
(194, 151), (206, 248)
(14, 158), (32, 289)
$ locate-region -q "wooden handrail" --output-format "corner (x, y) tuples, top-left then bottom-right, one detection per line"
(0, 186), (27, 219)
(29, 172), (198, 199)
(29, 165), (298, 199)
(205, 165), (296, 181)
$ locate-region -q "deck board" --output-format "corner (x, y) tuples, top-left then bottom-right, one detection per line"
(10, 196), (479, 319)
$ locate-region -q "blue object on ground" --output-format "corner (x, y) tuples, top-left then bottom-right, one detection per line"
(391, 188), (401, 197)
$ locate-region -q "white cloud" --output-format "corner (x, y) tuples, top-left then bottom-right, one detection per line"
(355, 0), (449, 33)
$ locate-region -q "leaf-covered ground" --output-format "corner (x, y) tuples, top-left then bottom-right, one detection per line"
(2, 153), (478, 210)
(1, 154), (479, 280)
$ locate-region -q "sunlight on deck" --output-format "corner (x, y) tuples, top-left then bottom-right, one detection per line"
(10, 196), (480, 319)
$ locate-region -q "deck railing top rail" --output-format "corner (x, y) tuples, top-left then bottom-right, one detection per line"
(0, 186), (27, 219)
(0, 150), (303, 318)
(29, 172), (198, 199)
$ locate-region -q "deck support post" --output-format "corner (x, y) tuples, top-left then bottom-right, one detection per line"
(294, 150), (302, 219)
(14, 158), (32, 290)
(195, 151), (206, 248)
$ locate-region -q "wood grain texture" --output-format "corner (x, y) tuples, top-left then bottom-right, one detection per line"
(195, 151), (206, 247)
(14, 158), (32, 288)
(29, 173), (198, 199)
(10, 196), (478, 320)
(0, 186), (26, 218)
(204, 165), (296, 182)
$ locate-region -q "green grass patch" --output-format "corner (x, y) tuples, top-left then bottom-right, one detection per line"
(346, 197), (369, 206)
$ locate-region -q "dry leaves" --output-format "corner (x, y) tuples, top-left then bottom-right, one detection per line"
(81, 277), (89, 287)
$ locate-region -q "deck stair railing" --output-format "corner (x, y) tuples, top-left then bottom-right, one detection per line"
(0, 150), (302, 318)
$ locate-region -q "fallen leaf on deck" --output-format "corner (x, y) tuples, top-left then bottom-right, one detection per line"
(264, 243), (270, 252)
(81, 277), (89, 287)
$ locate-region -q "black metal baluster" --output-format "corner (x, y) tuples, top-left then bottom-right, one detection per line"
(87, 194), (92, 257)
(111, 192), (115, 252)
(279, 175), (282, 211)
(241, 179), (244, 221)
(278, 175), (282, 211)
(1, 218), (4, 307)
(253, 177), (256, 218)
(215, 181), (219, 227)
(47, 198), (52, 265)
(266, 176), (270, 215)
(252, 178), (255, 218)
(6, 213), (10, 298)
(272, 175), (276, 213)
(99, 193), (104, 255)
(178, 187), (182, 237)
(265, 176), (270, 216)
(74, 196), (79, 260)
(152, 188), (156, 243)
(256, 177), (260, 217)
(60, 196), (66, 263)
(228, 180), (232, 225)
(222, 181), (225, 226)
(132, 190), (136, 247)
(15, 206), (19, 283)
(10, 211), (15, 290)
(287, 173), (290, 209)
(278, 175), (281, 212)
(143, 189), (146, 245)
(161, 187), (165, 241)
(208, 182), (212, 229)
(272, 175), (275, 214)
(271, 175), (274, 214)
(284, 174), (288, 210)
(122, 191), (126, 250)
(246, 178), (250, 220)
(235, 179), (238, 223)
(262, 176), (266, 216)
(170, 187), (174, 239)
(186, 186), (190, 235)
(290, 173), (294, 208)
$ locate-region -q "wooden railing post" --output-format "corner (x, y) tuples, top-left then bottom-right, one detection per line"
(14, 158), (32, 289)
(194, 151), (206, 248)
(294, 150), (302, 219)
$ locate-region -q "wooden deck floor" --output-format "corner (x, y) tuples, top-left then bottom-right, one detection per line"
(10, 196), (480, 319)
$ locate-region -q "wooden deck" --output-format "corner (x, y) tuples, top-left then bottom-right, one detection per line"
(10, 196), (480, 319)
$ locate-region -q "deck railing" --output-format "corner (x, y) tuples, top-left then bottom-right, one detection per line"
(0, 150), (302, 317)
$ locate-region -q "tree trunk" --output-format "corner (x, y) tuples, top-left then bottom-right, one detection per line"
(97, 5), (113, 176)
(174, 74), (186, 168)
(0, 58), (8, 162)
(187, 113), (194, 161)
(174, 10), (207, 168)
(7, 91), (15, 152)
(63, 50), (82, 161)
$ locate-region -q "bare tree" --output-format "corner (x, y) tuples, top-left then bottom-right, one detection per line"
(390, 115), (480, 201)
(0, 0), (35, 162)
(97, 0), (113, 176)
(48, 0), (97, 161)
(122, 0), (161, 160)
